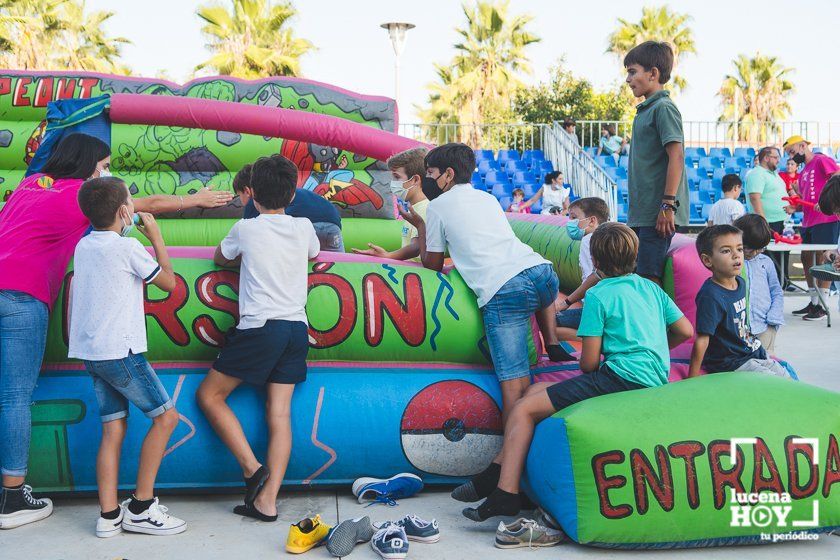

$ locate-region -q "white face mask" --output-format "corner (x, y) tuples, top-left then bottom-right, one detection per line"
(389, 178), (413, 201)
(99, 168), (111, 178)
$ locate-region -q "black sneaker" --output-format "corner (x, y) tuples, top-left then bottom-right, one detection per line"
(803, 306), (828, 321)
(792, 303), (814, 316)
(0, 485), (54, 529)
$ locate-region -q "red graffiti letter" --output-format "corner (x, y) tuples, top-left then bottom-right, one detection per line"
(823, 434), (840, 499)
(55, 78), (76, 100)
(33, 78), (53, 107)
(362, 273), (425, 347)
(192, 270), (240, 347)
(308, 262), (357, 348)
(751, 437), (784, 495)
(79, 78), (98, 99)
(13, 77), (31, 107)
(144, 273), (190, 346)
(592, 450), (632, 519)
(630, 446), (674, 514)
(0, 78), (11, 96)
(668, 441), (705, 510)
(786, 435), (819, 499)
(708, 440), (746, 509)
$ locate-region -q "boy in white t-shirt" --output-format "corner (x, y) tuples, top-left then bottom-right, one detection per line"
(707, 174), (746, 226)
(197, 155), (319, 522)
(554, 197), (610, 344)
(400, 143), (563, 502)
(352, 147), (429, 262)
(69, 177), (185, 537)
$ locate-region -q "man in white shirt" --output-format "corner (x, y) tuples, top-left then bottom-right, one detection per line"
(197, 155), (319, 523)
(400, 143), (562, 503)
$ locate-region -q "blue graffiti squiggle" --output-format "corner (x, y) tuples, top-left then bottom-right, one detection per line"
(381, 263), (399, 285)
(429, 272), (459, 350)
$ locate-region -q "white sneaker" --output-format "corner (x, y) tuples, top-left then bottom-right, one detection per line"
(122, 498), (186, 536)
(96, 506), (124, 538)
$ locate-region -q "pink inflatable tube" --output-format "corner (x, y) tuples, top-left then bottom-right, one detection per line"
(109, 94), (431, 162)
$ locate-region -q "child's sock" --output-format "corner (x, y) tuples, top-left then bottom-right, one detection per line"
(462, 488), (521, 521)
(2, 483), (23, 491)
(809, 288), (819, 305)
(128, 495), (155, 514)
(546, 343), (576, 363)
(101, 507), (121, 520)
(451, 462), (501, 502)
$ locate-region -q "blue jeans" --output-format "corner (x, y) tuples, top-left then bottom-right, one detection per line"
(313, 222), (345, 253)
(555, 308), (583, 329)
(84, 353), (173, 423)
(481, 263), (559, 382)
(0, 290), (48, 477)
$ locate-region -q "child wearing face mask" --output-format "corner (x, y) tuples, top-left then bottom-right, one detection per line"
(352, 147), (429, 262)
(554, 198), (610, 344)
(69, 177), (187, 537)
(507, 188), (531, 213)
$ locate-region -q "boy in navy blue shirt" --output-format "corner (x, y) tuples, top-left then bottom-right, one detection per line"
(235, 164), (344, 252)
(689, 225), (788, 377)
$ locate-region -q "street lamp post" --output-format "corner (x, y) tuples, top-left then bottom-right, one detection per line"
(380, 22), (415, 107)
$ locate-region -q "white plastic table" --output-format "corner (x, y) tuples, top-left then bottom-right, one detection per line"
(765, 242), (837, 326)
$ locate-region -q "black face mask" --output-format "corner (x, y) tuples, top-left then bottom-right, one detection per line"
(421, 174), (445, 200)
(792, 152), (806, 165)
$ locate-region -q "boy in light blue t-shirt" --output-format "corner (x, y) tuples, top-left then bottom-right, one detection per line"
(461, 223), (694, 522)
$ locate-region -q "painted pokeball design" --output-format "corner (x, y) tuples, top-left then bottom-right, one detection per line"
(400, 380), (503, 477)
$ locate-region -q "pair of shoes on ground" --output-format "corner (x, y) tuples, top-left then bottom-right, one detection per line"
(233, 464), (277, 522)
(0, 485), (53, 530)
(96, 496), (186, 537)
(351, 473), (423, 506)
(792, 302), (828, 321)
(286, 514), (332, 554)
(327, 514), (439, 558)
(494, 514), (566, 549)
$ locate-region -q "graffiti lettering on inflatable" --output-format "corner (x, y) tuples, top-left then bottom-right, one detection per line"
(307, 262), (358, 348)
(144, 273), (191, 346)
(362, 273), (425, 347)
(0, 77), (99, 107)
(192, 270), (240, 347)
(591, 434), (840, 520)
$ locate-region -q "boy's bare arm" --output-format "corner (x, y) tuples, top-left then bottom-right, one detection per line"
(134, 188), (232, 214)
(214, 245), (241, 267)
(136, 212), (176, 292)
(579, 336), (602, 373)
(688, 333), (709, 378)
(657, 142), (684, 237)
(560, 274), (600, 309)
(667, 316), (693, 349)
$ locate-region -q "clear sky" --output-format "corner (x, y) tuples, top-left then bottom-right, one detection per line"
(86, 0), (839, 126)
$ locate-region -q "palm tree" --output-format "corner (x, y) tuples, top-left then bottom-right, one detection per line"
(606, 5), (696, 93)
(195, 0), (314, 78)
(718, 53), (795, 144)
(421, 0), (539, 147)
(0, 0), (129, 72)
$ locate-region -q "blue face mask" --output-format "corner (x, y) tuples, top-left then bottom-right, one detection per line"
(121, 212), (140, 237)
(565, 218), (586, 241)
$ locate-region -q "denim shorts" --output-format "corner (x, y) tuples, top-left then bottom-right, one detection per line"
(313, 222), (345, 253)
(84, 353), (173, 423)
(632, 226), (675, 279)
(481, 263), (559, 382)
(555, 307), (583, 329)
(213, 320), (309, 385)
(545, 364), (646, 412)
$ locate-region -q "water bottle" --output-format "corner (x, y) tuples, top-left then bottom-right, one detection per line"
(782, 217), (794, 239)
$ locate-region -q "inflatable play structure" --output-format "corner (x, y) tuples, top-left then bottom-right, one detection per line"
(2, 71), (837, 547)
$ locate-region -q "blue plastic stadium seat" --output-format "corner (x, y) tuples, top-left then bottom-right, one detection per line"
(709, 147), (732, 160)
(512, 171), (531, 184)
(685, 167), (705, 183)
(585, 147), (598, 158)
(523, 150), (545, 163)
(685, 147), (707, 159)
(497, 149), (520, 163)
(519, 183), (537, 198)
(712, 168), (732, 181)
(505, 160), (528, 177)
(471, 171), (482, 184)
(733, 147), (756, 161)
(484, 170), (505, 185)
(539, 161), (555, 173)
(701, 203), (713, 220)
(491, 183), (513, 198)
(531, 200), (542, 214)
(474, 149), (494, 162)
(698, 156), (722, 170)
(498, 196), (512, 211)
(690, 204), (704, 223)
(617, 180), (629, 204)
(618, 157), (629, 170)
(596, 155), (616, 168)
(724, 157), (746, 172)
(617, 203), (628, 223)
(477, 159), (500, 175)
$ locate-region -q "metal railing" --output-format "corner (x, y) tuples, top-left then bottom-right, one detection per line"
(543, 122), (618, 218)
(398, 123), (546, 152)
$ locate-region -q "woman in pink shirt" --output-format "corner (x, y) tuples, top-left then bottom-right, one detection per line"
(0, 133), (231, 529)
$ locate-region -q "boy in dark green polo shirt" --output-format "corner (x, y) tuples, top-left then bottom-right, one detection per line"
(625, 41), (689, 284)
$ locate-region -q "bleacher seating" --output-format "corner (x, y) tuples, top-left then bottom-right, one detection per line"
(709, 147), (731, 160)
(497, 149), (520, 163)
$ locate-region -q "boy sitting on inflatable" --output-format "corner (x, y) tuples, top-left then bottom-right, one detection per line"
(352, 147), (430, 262)
(459, 223), (693, 520)
(689, 225), (789, 378)
(553, 197), (610, 348)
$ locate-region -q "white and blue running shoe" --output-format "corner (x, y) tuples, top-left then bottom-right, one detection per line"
(352, 473), (423, 505)
(382, 514), (440, 543)
(370, 523), (409, 559)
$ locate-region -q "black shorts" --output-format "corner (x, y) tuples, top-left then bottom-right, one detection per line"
(545, 364), (646, 412)
(632, 226), (676, 279)
(801, 221), (840, 244)
(213, 320), (309, 385)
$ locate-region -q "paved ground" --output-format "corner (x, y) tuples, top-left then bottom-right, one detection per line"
(4, 294), (839, 559)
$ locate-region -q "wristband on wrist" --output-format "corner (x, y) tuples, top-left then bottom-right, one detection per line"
(662, 194), (676, 201)
(177, 195), (184, 211)
(564, 297), (573, 307)
(660, 202), (676, 213)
